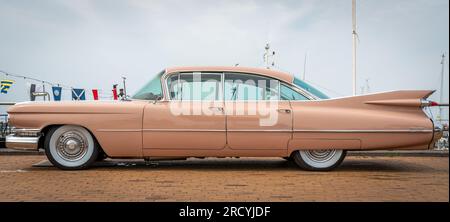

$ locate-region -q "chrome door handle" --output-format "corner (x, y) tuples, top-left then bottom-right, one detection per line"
(277, 109), (291, 113)
(209, 107), (224, 112)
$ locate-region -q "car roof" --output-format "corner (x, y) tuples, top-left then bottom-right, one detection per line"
(165, 66), (294, 83)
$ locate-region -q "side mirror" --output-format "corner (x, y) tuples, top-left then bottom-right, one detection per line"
(152, 96), (162, 104)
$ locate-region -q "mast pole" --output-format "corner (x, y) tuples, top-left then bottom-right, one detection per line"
(440, 53), (445, 124)
(352, 0), (357, 96)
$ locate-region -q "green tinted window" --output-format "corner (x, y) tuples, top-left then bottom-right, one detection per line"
(132, 71), (163, 100)
(167, 72), (222, 101)
(167, 74), (180, 100)
(224, 73), (279, 101)
(280, 84), (309, 101)
(293, 77), (329, 99)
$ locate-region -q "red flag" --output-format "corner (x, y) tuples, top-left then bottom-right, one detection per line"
(92, 89), (99, 100)
(112, 85), (118, 100)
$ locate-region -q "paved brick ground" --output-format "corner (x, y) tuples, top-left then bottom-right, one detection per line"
(0, 155), (448, 201)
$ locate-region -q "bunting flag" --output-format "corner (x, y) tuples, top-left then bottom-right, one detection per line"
(92, 89), (99, 100)
(72, 88), (86, 100)
(1, 80), (14, 94)
(112, 84), (118, 100)
(52, 86), (62, 101)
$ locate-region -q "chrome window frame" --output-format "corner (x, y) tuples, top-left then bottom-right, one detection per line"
(162, 70), (318, 102)
(280, 82), (315, 101)
(164, 71), (224, 102)
(223, 72), (280, 101)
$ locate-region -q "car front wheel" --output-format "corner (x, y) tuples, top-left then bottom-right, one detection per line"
(44, 125), (99, 170)
(293, 149), (346, 171)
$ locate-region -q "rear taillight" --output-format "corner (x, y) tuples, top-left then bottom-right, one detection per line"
(421, 100), (440, 107)
(429, 101), (440, 107)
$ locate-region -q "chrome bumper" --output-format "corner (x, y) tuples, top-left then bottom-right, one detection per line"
(5, 129), (41, 150)
(434, 125), (444, 135)
(5, 135), (40, 150)
(430, 125), (445, 149)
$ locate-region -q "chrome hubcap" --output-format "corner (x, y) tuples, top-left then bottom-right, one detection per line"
(56, 131), (88, 161)
(303, 150), (336, 163)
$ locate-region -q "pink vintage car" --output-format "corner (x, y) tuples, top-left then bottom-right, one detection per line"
(6, 66), (443, 171)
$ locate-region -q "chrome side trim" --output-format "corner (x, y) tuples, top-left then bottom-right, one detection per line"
(12, 129), (41, 137)
(143, 129), (290, 132)
(97, 129), (142, 132)
(143, 129), (225, 132)
(298, 90), (434, 103)
(12, 128), (41, 132)
(293, 129), (433, 133)
(98, 128), (433, 133)
(228, 129), (291, 132)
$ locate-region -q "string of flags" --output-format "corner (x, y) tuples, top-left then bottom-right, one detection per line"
(1, 69), (125, 101)
(29, 83), (104, 101)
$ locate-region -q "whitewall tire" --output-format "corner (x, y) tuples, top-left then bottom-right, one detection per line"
(45, 125), (99, 170)
(293, 149), (346, 171)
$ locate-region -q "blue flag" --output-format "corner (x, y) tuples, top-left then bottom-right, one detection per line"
(52, 86), (62, 101)
(72, 88), (85, 100)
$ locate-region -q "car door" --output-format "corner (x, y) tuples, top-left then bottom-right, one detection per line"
(224, 73), (292, 150)
(142, 72), (226, 150)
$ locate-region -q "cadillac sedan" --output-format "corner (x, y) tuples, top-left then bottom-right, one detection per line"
(6, 66), (443, 170)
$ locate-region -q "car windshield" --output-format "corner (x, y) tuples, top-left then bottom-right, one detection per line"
(293, 77), (329, 99)
(132, 70), (164, 100)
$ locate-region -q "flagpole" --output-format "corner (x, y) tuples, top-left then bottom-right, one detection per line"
(440, 53), (446, 124)
(303, 52), (307, 81)
(352, 0), (357, 96)
(42, 82), (46, 101)
(122, 76), (127, 100)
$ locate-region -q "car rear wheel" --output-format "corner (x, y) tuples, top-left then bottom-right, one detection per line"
(293, 149), (346, 171)
(44, 125), (99, 170)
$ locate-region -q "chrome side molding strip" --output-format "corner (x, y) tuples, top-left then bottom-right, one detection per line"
(97, 129), (142, 132)
(143, 129), (225, 132)
(293, 129), (433, 133)
(99, 128), (433, 133)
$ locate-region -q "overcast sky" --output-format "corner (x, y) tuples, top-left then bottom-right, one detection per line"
(0, 0), (449, 115)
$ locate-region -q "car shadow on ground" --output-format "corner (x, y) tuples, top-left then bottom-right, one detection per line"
(31, 157), (442, 173)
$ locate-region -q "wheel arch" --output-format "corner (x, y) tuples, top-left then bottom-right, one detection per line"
(39, 124), (106, 156)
